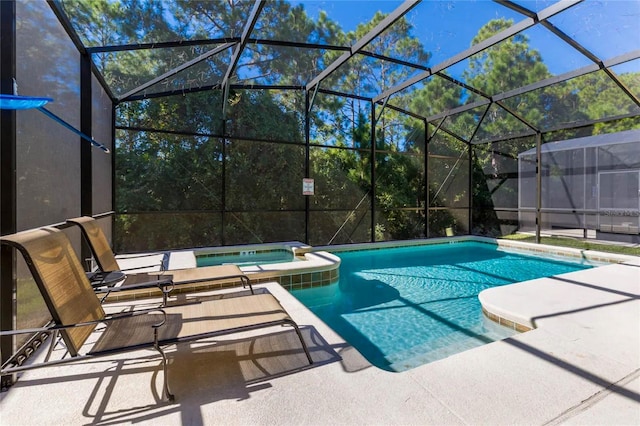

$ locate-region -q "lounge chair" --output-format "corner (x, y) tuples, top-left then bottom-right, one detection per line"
(67, 216), (253, 303)
(0, 227), (312, 402)
(66, 216), (164, 274)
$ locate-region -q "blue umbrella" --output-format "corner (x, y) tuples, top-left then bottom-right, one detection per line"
(0, 94), (110, 153)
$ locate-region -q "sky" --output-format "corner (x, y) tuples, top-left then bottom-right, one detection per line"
(293, 0), (640, 77)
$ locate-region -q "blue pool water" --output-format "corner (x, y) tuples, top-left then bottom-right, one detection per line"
(197, 250), (295, 267)
(291, 242), (597, 372)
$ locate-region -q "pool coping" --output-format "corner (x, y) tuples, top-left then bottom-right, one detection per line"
(478, 253), (640, 330)
(478, 239), (640, 331)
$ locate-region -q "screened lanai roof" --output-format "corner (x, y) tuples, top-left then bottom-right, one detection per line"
(56, 0), (640, 143)
(518, 127), (640, 154)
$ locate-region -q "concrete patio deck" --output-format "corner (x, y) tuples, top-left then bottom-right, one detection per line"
(1, 256), (638, 425)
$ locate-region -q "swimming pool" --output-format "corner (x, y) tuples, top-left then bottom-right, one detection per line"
(291, 241), (598, 372)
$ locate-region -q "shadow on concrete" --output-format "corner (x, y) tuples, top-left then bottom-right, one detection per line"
(77, 325), (340, 425)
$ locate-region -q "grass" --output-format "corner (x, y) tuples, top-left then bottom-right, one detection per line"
(500, 233), (640, 256)
(17, 277), (49, 326)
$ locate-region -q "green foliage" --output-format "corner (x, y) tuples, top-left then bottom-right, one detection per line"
(501, 234), (640, 257)
(115, 88), (306, 250)
(465, 19), (550, 140)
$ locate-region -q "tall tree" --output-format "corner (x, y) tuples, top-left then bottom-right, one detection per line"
(573, 71), (640, 134)
(309, 12), (431, 242)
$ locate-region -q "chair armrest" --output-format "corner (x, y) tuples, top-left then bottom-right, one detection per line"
(87, 270), (127, 289)
(95, 275), (175, 306)
(169, 273), (253, 294)
(117, 252), (167, 271)
(120, 264), (163, 272)
(94, 276), (174, 294)
(0, 307), (171, 374)
(0, 307), (169, 337)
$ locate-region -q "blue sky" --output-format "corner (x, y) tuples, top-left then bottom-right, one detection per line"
(294, 0), (640, 76)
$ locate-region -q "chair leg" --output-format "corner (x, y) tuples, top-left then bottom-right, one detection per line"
(288, 321), (313, 365)
(44, 330), (62, 362)
(154, 343), (175, 402)
(241, 276), (254, 295)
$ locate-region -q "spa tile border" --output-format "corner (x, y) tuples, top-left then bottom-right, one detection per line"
(253, 268), (339, 291)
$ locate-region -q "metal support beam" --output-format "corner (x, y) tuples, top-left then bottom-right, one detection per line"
(494, 100), (539, 134)
(222, 79), (230, 120)
(1, 0), (17, 389)
(110, 101), (116, 237)
(87, 37), (346, 55)
(307, 82), (319, 113)
(48, 1), (116, 102)
(375, 95), (390, 123)
(304, 91), (311, 244)
(383, 47), (637, 131)
(420, 112), (471, 147)
(317, 88), (371, 102)
(426, 50), (639, 131)
(374, 0), (580, 103)
(539, 20), (640, 108)
(424, 119), (429, 237)
(221, 0), (264, 89)
(468, 136), (473, 235)
(220, 0), (264, 119)
(535, 132), (542, 244)
(48, 0), (87, 54)
(86, 37), (240, 53)
(382, 101), (426, 121)
(467, 106), (491, 234)
(221, 95), (227, 246)
(80, 53), (93, 265)
(469, 104), (492, 144)
(492, 63), (599, 102)
(124, 82), (303, 102)
(434, 122), (471, 146)
(306, 0), (419, 92)
(80, 54), (93, 217)
(370, 101), (377, 242)
(430, 116), (448, 140)
(494, 0), (539, 18)
(118, 42), (235, 102)
(434, 71), (489, 99)
(602, 67), (640, 109)
(361, 49), (429, 72)
(426, 99), (491, 124)
(418, 92), (538, 139)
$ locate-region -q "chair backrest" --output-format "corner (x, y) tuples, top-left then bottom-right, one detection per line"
(0, 228), (106, 356)
(67, 216), (120, 272)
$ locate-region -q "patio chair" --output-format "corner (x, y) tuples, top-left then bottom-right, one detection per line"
(67, 216), (253, 303)
(66, 216), (164, 274)
(0, 227), (313, 402)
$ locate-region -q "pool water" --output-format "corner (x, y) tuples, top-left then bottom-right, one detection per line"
(291, 241), (596, 372)
(197, 250), (295, 267)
